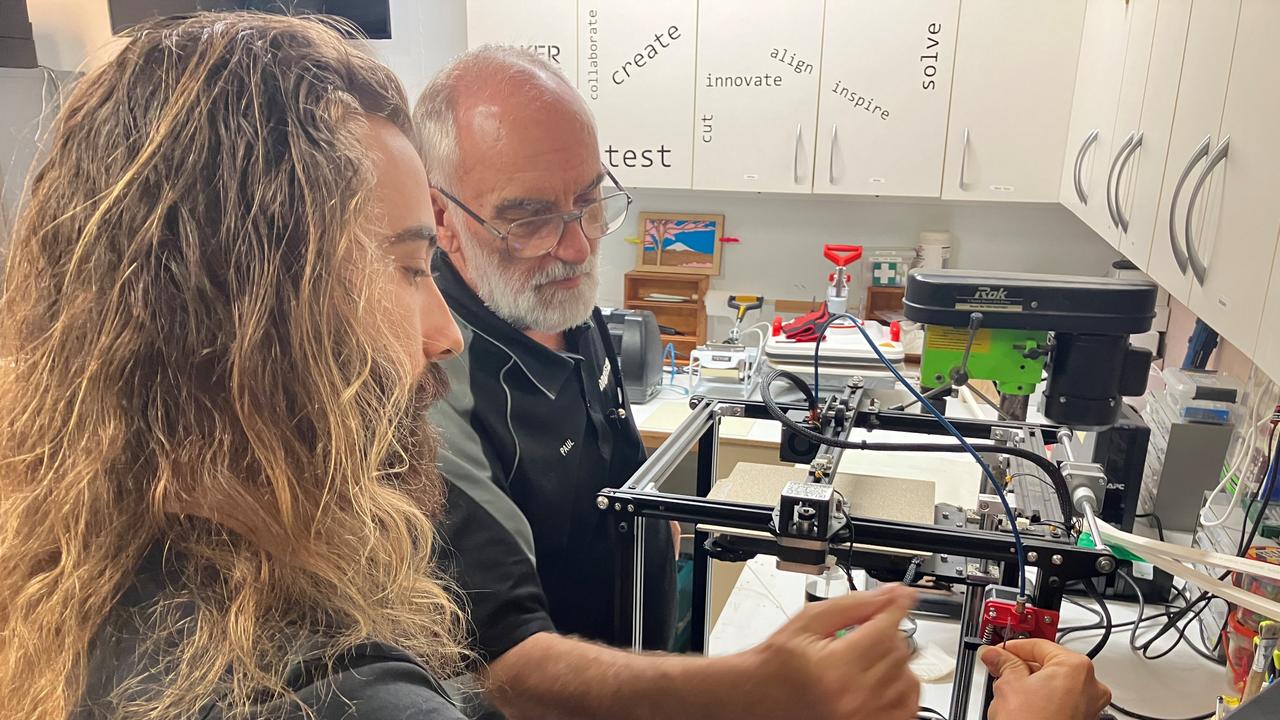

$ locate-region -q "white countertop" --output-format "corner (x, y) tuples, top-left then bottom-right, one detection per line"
(710, 557), (1231, 720)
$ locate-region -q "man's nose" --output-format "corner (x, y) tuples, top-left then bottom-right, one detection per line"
(422, 284), (464, 361)
(551, 217), (592, 265)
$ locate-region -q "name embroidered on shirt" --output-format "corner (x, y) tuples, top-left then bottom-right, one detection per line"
(559, 439), (576, 456)
(598, 359), (611, 392)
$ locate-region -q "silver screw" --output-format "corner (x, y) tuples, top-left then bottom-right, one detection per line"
(940, 555), (949, 562)
(1059, 396), (1068, 404)
(1051, 554), (1064, 566)
(1096, 557), (1116, 574)
(627, 504), (635, 513)
(942, 511), (951, 520)
(596, 497), (609, 510)
(1027, 551), (1039, 563)
(987, 608), (998, 618)
(979, 502), (990, 511)
(614, 503), (622, 511)
(1043, 615), (1054, 624)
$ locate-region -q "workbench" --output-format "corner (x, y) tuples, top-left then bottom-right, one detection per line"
(631, 376), (1233, 719)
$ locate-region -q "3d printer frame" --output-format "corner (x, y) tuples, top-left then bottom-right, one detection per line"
(598, 391), (1119, 718)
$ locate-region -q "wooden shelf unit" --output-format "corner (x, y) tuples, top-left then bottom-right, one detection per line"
(623, 271), (709, 365)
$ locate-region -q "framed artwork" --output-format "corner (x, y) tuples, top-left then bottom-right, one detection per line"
(636, 212), (724, 275)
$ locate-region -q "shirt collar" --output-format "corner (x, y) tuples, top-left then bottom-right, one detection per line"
(433, 250), (590, 399)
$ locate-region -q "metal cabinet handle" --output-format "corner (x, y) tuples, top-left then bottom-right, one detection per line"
(958, 128), (970, 191)
(1106, 131), (1136, 228)
(829, 123), (838, 186)
(1184, 136), (1229, 285)
(1114, 131), (1143, 233)
(1168, 135), (1211, 275)
(1074, 129), (1100, 205)
(793, 123), (803, 184)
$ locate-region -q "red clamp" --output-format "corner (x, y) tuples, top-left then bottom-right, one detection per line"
(771, 316), (783, 337)
(978, 588), (1060, 644)
(823, 244), (864, 268)
(889, 321), (902, 343)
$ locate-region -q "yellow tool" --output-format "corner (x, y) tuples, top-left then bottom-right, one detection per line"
(1244, 621), (1280, 702)
(725, 295), (765, 344)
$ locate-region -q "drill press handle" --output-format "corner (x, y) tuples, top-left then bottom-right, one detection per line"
(726, 295), (765, 343)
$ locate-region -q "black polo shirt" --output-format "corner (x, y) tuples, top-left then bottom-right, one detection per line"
(429, 252), (675, 663)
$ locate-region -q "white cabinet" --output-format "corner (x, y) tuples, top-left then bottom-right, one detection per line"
(1059, 0), (1134, 239)
(579, 1), (697, 189)
(811, 1), (960, 198)
(1145, 0), (1240, 306)
(691, 0), (825, 193)
(1185, 0), (1280, 356)
(466, 0), (578, 84)
(940, 0), (1085, 202)
(1113, 0), (1193, 268)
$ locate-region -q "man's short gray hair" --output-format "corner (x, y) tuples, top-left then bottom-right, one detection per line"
(414, 44), (577, 190)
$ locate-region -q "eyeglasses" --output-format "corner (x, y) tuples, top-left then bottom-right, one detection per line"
(436, 166), (633, 259)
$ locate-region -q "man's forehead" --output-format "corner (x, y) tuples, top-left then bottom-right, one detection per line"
(456, 123), (599, 212)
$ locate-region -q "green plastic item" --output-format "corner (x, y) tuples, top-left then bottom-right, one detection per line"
(919, 326), (1049, 395)
(1077, 531), (1146, 564)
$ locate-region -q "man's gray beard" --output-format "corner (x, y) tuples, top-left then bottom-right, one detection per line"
(455, 222), (599, 333)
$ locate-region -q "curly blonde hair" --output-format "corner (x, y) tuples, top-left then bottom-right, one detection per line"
(0, 12), (464, 719)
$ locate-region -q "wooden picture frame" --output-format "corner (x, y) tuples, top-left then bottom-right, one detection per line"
(635, 212), (724, 276)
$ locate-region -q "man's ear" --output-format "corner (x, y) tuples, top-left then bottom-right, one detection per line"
(430, 188), (462, 254)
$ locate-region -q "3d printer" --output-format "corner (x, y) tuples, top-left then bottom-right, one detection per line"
(598, 269), (1160, 719)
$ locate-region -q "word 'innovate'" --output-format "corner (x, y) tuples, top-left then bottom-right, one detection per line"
(705, 73), (784, 88)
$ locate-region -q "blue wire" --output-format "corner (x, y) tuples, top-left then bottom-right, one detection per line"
(814, 312), (1028, 597)
(663, 342), (678, 385)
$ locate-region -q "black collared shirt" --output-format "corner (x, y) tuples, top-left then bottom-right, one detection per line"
(429, 252), (674, 662)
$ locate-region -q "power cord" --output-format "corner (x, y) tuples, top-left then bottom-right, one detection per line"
(765, 312), (1030, 597)
(1107, 703), (1212, 720)
(1080, 580), (1112, 659)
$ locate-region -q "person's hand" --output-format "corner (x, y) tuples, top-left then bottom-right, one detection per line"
(981, 639), (1111, 720)
(742, 584), (919, 720)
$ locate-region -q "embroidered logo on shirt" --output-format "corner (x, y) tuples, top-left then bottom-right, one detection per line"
(598, 358), (611, 392)
(559, 438), (575, 456)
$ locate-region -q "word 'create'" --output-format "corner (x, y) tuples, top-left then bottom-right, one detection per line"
(613, 26), (682, 85)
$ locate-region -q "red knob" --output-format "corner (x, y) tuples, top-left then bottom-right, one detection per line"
(889, 321), (901, 342)
(771, 316), (783, 337)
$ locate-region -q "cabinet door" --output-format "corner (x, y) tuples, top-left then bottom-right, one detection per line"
(941, 0), (1085, 202)
(580, 1), (697, 189)
(1058, 0), (1133, 239)
(1114, 0), (1192, 268)
(812, 0), (960, 198)
(466, 0), (578, 84)
(1186, 0), (1280, 356)
(1145, 0), (1240, 305)
(692, 0), (825, 193)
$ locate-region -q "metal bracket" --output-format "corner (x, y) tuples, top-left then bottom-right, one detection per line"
(1062, 460), (1107, 516)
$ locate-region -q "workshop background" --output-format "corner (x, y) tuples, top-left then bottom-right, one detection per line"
(5, 1), (1280, 718)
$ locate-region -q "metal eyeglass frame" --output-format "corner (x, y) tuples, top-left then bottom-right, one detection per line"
(435, 166), (633, 259)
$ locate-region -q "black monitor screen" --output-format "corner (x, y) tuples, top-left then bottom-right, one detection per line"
(108, 1), (391, 39)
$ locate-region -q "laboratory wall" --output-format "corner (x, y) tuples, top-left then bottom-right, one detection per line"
(596, 188), (1123, 332)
